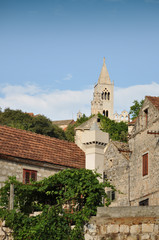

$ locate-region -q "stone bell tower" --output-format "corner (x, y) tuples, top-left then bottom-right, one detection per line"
(91, 58), (114, 120)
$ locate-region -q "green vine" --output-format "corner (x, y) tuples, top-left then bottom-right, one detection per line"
(0, 169), (115, 240)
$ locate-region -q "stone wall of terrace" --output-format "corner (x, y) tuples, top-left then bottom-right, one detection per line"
(85, 206), (159, 240)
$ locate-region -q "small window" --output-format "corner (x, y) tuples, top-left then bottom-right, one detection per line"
(108, 92), (110, 100)
(103, 172), (107, 182)
(143, 153), (148, 176)
(144, 108), (148, 127)
(107, 190), (115, 201)
(106, 110), (108, 117)
(139, 198), (149, 206)
(23, 169), (37, 184)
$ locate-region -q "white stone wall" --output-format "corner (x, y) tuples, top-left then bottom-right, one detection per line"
(85, 206), (159, 240)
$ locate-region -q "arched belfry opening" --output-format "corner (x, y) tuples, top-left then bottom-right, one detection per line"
(103, 110), (109, 117)
(108, 92), (110, 100)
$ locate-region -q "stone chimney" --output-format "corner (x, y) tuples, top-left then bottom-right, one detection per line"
(81, 122), (109, 175)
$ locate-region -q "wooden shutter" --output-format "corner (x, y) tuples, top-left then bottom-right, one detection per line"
(143, 153), (148, 176)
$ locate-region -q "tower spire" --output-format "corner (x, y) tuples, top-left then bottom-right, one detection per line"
(98, 57), (111, 84)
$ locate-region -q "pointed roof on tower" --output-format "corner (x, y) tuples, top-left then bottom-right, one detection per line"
(98, 57), (111, 84)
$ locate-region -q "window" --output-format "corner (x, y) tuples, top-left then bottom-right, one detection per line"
(144, 108), (148, 127)
(107, 190), (115, 201)
(23, 169), (37, 184)
(143, 153), (148, 176)
(139, 198), (149, 206)
(108, 92), (110, 100)
(106, 110), (108, 117)
(103, 172), (107, 182)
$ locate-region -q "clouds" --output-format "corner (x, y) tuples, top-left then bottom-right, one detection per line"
(0, 84), (92, 120)
(0, 82), (159, 120)
(114, 82), (159, 113)
(63, 74), (73, 81)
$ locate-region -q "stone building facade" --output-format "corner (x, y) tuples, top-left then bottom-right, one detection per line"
(129, 96), (159, 206)
(76, 96), (159, 207)
(0, 125), (85, 188)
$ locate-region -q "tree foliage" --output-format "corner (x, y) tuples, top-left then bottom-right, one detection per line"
(98, 113), (128, 142)
(65, 114), (93, 142)
(0, 108), (66, 140)
(129, 99), (144, 120)
(0, 169), (114, 240)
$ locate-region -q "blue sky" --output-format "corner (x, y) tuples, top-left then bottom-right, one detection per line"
(0, 0), (159, 120)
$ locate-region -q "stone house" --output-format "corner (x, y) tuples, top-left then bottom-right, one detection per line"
(0, 125), (85, 188)
(52, 119), (75, 131)
(103, 140), (131, 207)
(75, 96), (159, 207)
(129, 96), (159, 206)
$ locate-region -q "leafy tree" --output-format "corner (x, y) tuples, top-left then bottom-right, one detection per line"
(0, 169), (114, 240)
(0, 108), (67, 140)
(98, 113), (128, 142)
(129, 99), (144, 120)
(0, 108), (33, 130)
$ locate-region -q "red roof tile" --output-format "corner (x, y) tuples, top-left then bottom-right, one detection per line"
(0, 125), (85, 169)
(146, 96), (159, 110)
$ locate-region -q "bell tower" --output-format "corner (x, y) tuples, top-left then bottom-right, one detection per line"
(91, 58), (114, 120)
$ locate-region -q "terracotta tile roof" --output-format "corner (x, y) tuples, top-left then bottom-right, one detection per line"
(0, 125), (85, 169)
(146, 96), (159, 110)
(128, 118), (137, 126)
(52, 119), (75, 126)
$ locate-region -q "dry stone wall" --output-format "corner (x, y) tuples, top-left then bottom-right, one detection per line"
(85, 206), (159, 240)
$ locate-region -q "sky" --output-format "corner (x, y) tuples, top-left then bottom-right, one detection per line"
(0, 0), (159, 120)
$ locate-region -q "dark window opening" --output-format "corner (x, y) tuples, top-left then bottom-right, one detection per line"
(103, 172), (107, 182)
(103, 110), (105, 116)
(144, 108), (148, 127)
(108, 92), (110, 100)
(139, 199), (149, 206)
(107, 191), (115, 201)
(106, 110), (108, 117)
(23, 169), (37, 184)
(105, 92), (107, 100)
(143, 153), (148, 176)
(97, 118), (100, 122)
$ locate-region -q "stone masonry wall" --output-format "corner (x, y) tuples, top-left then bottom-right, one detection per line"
(129, 98), (159, 206)
(85, 206), (159, 240)
(104, 143), (130, 207)
(0, 158), (59, 188)
(0, 220), (13, 240)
